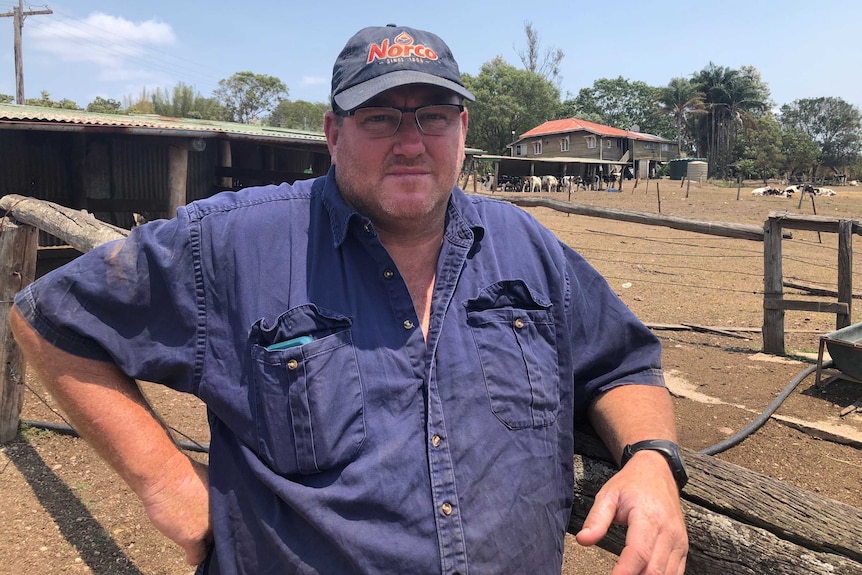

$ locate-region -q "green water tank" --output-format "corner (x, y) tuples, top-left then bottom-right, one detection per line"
(669, 158), (707, 180)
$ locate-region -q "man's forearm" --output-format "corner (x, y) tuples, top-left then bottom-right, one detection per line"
(9, 306), (189, 497)
(587, 383), (679, 464)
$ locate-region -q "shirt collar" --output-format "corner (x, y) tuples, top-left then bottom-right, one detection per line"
(320, 166), (485, 248)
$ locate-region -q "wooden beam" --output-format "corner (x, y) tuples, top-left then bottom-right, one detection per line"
(0, 195), (128, 253)
(168, 145), (189, 219)
(764, 299), (850, 314)
(767, 211), (862, 235)
(505, 196), (783, 242)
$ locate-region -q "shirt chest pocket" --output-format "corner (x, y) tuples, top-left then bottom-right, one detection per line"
(465, 280), (560, 430)
(249, 305), (365, 476)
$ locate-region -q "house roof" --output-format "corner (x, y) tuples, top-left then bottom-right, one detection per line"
(518, 117), (674, 144)
(0, 103), (328, 146)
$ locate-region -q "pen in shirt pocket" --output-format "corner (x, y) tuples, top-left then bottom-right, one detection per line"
(266, 335), (313, 351)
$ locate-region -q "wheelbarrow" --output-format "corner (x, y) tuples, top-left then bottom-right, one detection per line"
(816, 322), (862, 387)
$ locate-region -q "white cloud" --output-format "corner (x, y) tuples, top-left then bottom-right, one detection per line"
(29, 12), (176, 82)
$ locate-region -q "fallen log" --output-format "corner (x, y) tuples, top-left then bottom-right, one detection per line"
(570, 430), (862, 574)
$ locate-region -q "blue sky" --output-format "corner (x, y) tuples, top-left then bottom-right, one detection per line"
(1, 0), (860, 113)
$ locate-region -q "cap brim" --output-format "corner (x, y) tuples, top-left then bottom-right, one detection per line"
(333, 70), (475, 111)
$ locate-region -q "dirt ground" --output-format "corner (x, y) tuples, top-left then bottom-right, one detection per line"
(2, 178), (861, 575)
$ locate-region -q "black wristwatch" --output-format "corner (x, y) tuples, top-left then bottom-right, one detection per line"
(620, 439), (689, 491)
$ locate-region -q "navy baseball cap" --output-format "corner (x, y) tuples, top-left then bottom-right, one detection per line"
(331, 24), (475, 111)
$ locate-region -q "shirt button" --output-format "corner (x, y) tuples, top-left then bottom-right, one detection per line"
(363, 222), (372, 233)
(513, 318), (525, 329)
(403, 320), (414, 330)
(440, 502), (453, 516)
(286, 359), (298, 370)
(431, 435), (442, 448)
(383, 269), (395, 279)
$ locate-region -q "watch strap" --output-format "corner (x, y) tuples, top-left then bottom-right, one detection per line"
(621, 439), (688, 491)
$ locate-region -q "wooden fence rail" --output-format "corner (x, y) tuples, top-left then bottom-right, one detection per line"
(1, 195), (861, 574)
(572, 431), (862, 575)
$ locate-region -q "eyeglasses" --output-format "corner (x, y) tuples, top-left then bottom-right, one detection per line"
(336, 104), (464, 138)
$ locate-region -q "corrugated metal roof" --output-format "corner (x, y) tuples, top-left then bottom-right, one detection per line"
(519, 117), (673, 144)
(0, 103), (327, 145)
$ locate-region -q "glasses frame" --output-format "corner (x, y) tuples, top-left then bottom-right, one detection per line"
(336, 104), (465, 138)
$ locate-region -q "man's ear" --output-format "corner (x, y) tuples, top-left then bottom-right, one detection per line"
(324, 111), (340, 163)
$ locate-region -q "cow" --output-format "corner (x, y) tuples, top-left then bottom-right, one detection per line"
(523, 175), (542, 193)
(752, 186), (791, 197)
(541, 175), (559, 193)
(560, 175), (585, 193)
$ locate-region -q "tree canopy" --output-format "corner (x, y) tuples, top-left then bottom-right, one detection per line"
(562, 77), (674, 138)
(779, 97), (862, 175)
(26, 90), (80, 110)
(461, 56), (560, 154)
(86, 96), (123, 114)
(214, 71), (288, 124)
(149, 82), (225, 120)
(269, 100), (328, 132)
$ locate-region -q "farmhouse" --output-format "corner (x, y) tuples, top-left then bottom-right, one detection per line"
(473, 117), (679, 192)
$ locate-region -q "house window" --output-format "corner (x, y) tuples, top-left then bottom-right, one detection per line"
(515, 144), (523, 156)
(643, 142), (656, 150)
(533, 141), (542, 155)
(661, 143), (670, 152)
(560, 137), (569, 152)
(605, 140), (612, 149)
(586, 135), (596, 149)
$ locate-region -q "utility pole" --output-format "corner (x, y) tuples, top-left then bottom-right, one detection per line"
(0, 1), (53, 104)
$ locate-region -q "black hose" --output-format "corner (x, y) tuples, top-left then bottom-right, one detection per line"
(698, 360), (830, 455)
(20, 419), (210, 453)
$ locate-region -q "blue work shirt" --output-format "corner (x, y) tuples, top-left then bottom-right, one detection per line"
(15, 167), (665, 574)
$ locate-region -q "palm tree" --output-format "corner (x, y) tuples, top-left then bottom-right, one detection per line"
(691, 63), (768, 178)
(659, 77), (705, 154)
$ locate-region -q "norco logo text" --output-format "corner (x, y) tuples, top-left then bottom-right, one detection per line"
(367, 32), (438, 63)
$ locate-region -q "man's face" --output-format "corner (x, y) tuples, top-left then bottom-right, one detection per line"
(324, 85), (468, 237)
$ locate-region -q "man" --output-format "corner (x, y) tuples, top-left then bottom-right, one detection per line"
(11, 24), (688, 574)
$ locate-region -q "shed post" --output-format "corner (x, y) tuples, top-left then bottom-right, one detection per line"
(219, 139), (233, 189)
(168, 144), (189, 218)
(0, 217), (37, 443)
(837, 219), (853, 329)
(762, 217), (785, 355)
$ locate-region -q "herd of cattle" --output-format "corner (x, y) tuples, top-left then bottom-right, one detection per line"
(751, 183), (837, 197)
(482, 173), (624, 193)
(481, 175), (843, 197)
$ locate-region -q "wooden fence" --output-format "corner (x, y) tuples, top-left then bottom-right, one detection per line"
(507, 196), (860, 355)
(1, 194), (861, 574)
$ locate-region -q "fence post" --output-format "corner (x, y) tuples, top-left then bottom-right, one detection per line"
(762, 216), (785, 355)
(0, 218), (38, 443)
(837, 220), (853, 329)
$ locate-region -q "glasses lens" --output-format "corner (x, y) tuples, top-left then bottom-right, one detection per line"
(415, 105), (462, 136)
(353, 108), (402, 137)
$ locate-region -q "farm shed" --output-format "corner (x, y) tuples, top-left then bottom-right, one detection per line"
(0, 103), (332, 237)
